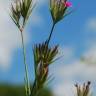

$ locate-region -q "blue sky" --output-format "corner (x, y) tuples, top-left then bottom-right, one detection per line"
(0, 0), (96, 96)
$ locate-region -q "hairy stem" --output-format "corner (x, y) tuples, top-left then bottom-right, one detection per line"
(20, 31), (31, 96)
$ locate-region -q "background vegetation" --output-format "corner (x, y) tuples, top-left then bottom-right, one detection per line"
(0, 84), (53, 96)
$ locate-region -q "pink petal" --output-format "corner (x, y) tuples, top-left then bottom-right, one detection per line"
(64, 1), (72, 7)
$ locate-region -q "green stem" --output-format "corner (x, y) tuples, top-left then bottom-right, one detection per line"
(20, 31), (31, 96)
(31, 79), (42, 96)
(31, 23), (56, 96)
(47, 23), (56, 45)
(31, 78), (36, 95)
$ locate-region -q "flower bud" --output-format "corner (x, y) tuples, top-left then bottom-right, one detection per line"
(11, 0), (34, 30)
(75, 82), (91, 96)
(50, 0), (72, 24)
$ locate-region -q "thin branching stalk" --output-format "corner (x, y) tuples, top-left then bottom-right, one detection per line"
(47, 23), (56, 45)
(48, 0), (72, 45)
(10, 0), (35, 95)
(20, 29), (31, 96)
(31, 22), (55, 95)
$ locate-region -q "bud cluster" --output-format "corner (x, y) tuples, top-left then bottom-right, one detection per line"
(33, 41), (58, 89)
(11, 0), (34, 30)
(75, 81), (91, 96)
(50, 0), (72, 24)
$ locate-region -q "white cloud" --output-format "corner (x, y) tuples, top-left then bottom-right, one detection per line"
(82, 46), (96, 65)
(52, 46), (96, 96)
(58, 47), (74, 61)
(55, 61), (96, 81)
(86, 17), (96, 32)
(53, 81), (75, 96)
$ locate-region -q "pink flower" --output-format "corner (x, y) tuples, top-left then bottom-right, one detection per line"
(64, 1), (72, 7)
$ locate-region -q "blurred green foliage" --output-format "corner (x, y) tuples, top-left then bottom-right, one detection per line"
(0, 84), (53, 96)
